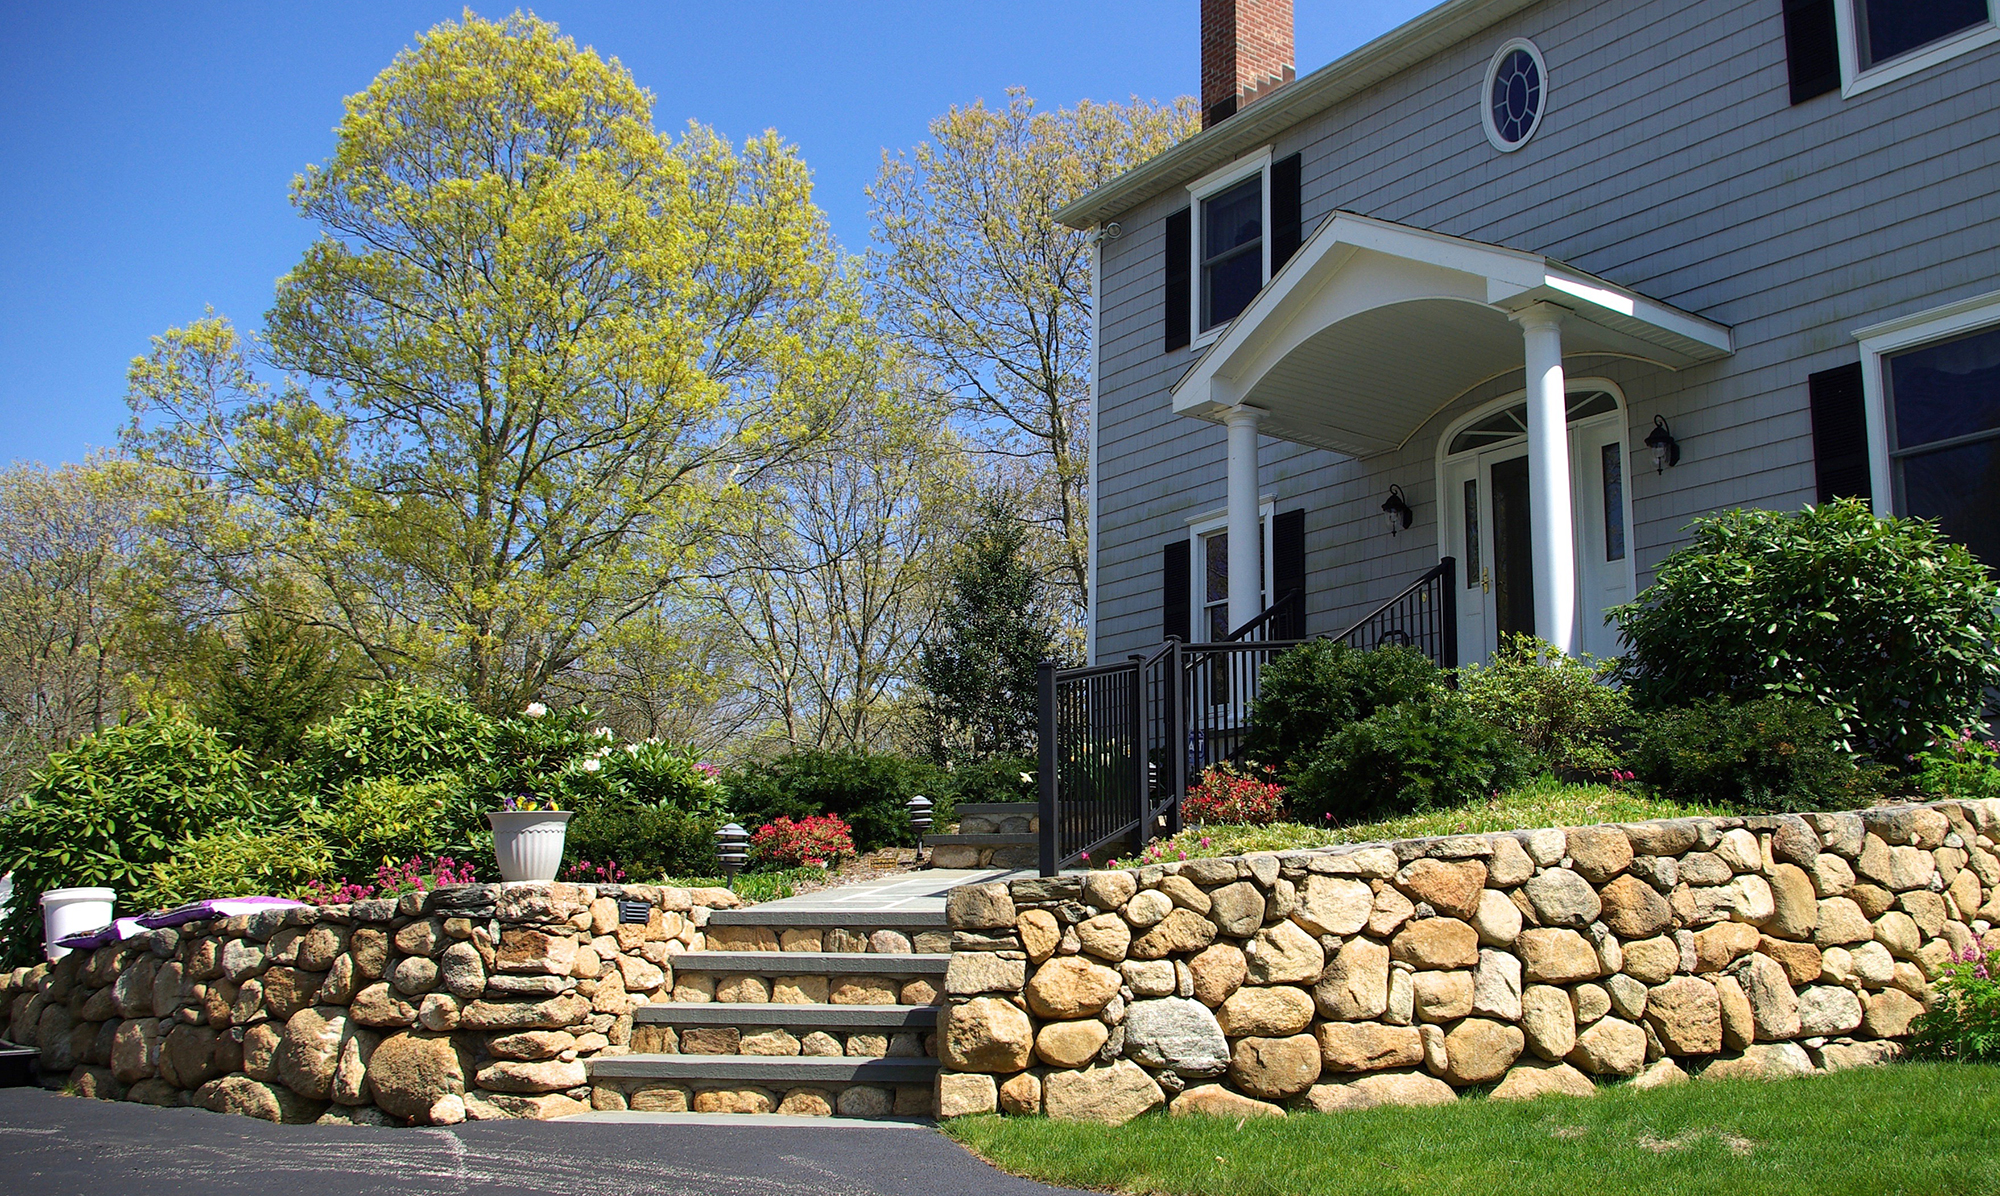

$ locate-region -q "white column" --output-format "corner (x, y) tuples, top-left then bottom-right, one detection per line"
(1224, 405), (1263, 635)
(1513, 303), (1577, 655)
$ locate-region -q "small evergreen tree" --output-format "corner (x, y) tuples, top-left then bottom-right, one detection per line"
(199, 605), (357, 764)
(918, 495), (1054, 765)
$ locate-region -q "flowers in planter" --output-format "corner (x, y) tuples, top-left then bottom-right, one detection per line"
(501, 792), (562, 812)
(1183, 762), (1287, 825)
(748, 814), (855, 869)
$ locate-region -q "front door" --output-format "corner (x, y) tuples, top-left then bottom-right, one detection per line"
(1447, 449), (1536, 660)
(1440, 387), (1637, 663)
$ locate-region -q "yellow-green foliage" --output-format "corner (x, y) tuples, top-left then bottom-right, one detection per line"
(138, 824), (333, 908)
(304, 776), (461, 875)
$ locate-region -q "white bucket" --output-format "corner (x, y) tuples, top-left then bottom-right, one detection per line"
(486, 811), (573, 885)
(40, 887), (115, 961)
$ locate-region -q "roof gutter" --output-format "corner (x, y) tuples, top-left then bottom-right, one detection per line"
(1054, 0), (1537, 230)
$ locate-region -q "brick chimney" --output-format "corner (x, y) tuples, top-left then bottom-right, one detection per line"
(1201, 0), (1296, 130)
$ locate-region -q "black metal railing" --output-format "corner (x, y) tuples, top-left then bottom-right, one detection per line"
(1037, 558), (1458, 875)
(1328, 558), (1457, 666)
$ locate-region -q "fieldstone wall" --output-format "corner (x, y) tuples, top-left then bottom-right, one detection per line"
(0, 882), (737, 1125)
(935, 799), (2000, 1122)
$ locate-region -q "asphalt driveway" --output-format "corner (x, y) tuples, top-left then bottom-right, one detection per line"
(0, 1087), (1083, 1196)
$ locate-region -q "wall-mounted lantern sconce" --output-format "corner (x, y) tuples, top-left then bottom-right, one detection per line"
(1381, 485), (1413, 536)
(1644, 415), (1681, 474)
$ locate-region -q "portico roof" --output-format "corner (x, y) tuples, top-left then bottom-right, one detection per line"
(1171, 212), (1735, 457)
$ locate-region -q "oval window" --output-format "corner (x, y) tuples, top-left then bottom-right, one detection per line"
(1482, 39), (1547, 153)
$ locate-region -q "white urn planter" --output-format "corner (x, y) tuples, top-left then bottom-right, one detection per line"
(486, 810), (573, 885)
(40, 886), (115, 961)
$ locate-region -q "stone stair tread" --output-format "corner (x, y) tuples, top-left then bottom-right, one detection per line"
(704, 908), (948, 930)
(921, 832), (1038, 847)
(669, 951), (949, 975)
(588, 1054), (940, 1083)
(633, 1003), (937, 1029)
(950, 802), (1038, 817)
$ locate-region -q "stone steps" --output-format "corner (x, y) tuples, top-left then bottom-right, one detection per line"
(633, 1003), (937, 1030)
(667, 951), (948, 976)
(588, 891), (956, 1120)
(925, 802), (1041, 869)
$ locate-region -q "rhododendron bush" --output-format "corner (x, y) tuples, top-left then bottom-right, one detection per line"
(749, 814), (855, 868)
(1181, 762), (1287, 825)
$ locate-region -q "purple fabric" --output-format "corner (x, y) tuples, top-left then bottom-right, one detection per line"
(53, 917), (148, 950)
(134, 896), (305, 929)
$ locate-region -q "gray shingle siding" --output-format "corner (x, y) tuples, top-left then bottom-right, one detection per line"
(1090, 0), (2000, 663)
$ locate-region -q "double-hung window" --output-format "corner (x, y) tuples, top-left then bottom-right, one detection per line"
(1789, 0), (2000, 100)
(1184, 151), (1273, 346)
(1855, 292), (2000, 569)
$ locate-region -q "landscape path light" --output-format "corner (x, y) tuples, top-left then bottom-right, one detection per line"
(714, 822), (748, 883)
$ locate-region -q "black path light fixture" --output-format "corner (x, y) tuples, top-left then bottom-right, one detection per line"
(1644, 415), (1681, 474)
(1381, 484), (1413, 536)
(714, 822), (748, 883)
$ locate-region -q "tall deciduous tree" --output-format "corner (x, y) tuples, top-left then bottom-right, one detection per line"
(870, 90), (1197, 631)
(127, 13), (868, 713)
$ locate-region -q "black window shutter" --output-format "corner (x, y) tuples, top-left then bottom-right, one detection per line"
(1163, 208), (1192, 352)
(1808, 362), (1871, 504)
(1271, 508), (1306, 638)
(1783, 0), (1840, 104)
(1271, 154), (1303, 273)
(1162, 539), (1191, 642)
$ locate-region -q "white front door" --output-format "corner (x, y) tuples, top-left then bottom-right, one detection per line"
(1438, 385), (1637, 663)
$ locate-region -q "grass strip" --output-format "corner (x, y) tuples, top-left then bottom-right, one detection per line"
(1103, 778), (1727, 866)
(943, 1063), (2000, 1196)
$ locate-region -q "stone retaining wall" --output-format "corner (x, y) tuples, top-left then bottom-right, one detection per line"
(935, 799), (2000, 1122)
(0, 882), (736, 1125)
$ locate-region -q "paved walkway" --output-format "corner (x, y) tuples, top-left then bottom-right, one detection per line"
(710, 868), (1028, 925)
(0, 1088), (1083, 1196)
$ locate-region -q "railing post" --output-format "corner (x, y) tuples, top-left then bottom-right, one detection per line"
(1440, 556), (1459, 669)
(1168, 639), (1187, 838)
(1037, 659), (1057, 877)
(1129, 655), (1149, 851)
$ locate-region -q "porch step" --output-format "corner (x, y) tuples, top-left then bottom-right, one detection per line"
(588, 1054), (939, 1085)
(667, 951), (949, 976)
(920, 833), (1038, 848)
(704, 907), (947, 931)
(951, 802), (1038, 818)
(634, 1003), (936, 1030)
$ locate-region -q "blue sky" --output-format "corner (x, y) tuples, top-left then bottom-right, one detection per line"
(0, 1), (1433, 467)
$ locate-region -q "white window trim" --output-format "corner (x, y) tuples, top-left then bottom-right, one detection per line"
(1186, 147), (1274, 350)
(1835, 0), (2000, 97)
(1186, 499), (1276, 640)
(1853, 286), (2000, 515)
(1481, 37), (1548, 153)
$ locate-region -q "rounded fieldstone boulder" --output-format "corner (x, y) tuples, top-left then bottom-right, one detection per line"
(1315, 1022), (1423, 1074)
(1017, 910), (1060, 963)
(1313, 937), (1389, 1020)
(1216, 985), (1314, 1037)
(1122, 997), (1229, 1077)
(1042, 1060), (1164, 1125)
(276, 1006), (350, 1100)
(1170, 1083), (1285, 1119)
(1025, 957), (1121, 1020)
(1490, 1060), (1595, 1101)
(1129, 908), (1217, 960)
(1516, 928), (1600, 984)
(1644, 976), (1722, 1055)
(1442, 1018), (1523, 1084)
(1228, 1034), (1321, 1100)
(1390, 918), (1479, 970)
(1035, 1018), (1111, 1069)
(367, 1032), (464, 1120)
(1598, 875), (1673, 939)
(1189, 943), (1248, 1008)
(1207, 882), (1267, 937)
(1567, 1016), (1646, 1076)
(1524, 869), (1602, 926)
(942, 996), (1034, 1073)
(1395, 859), (1487, 920)
(1292, 876), (1372, 937)
(1245, 919), (1324, 985)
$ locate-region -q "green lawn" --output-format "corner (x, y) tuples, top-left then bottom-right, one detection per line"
(944, 1064), (2000, 1196)
(1105, 777), (1727, 867)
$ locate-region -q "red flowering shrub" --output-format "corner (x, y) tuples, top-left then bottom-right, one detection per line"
(1182, 762), (1287, 825)
(749, 814), (855, 868)
(562, 859), (627, 884)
